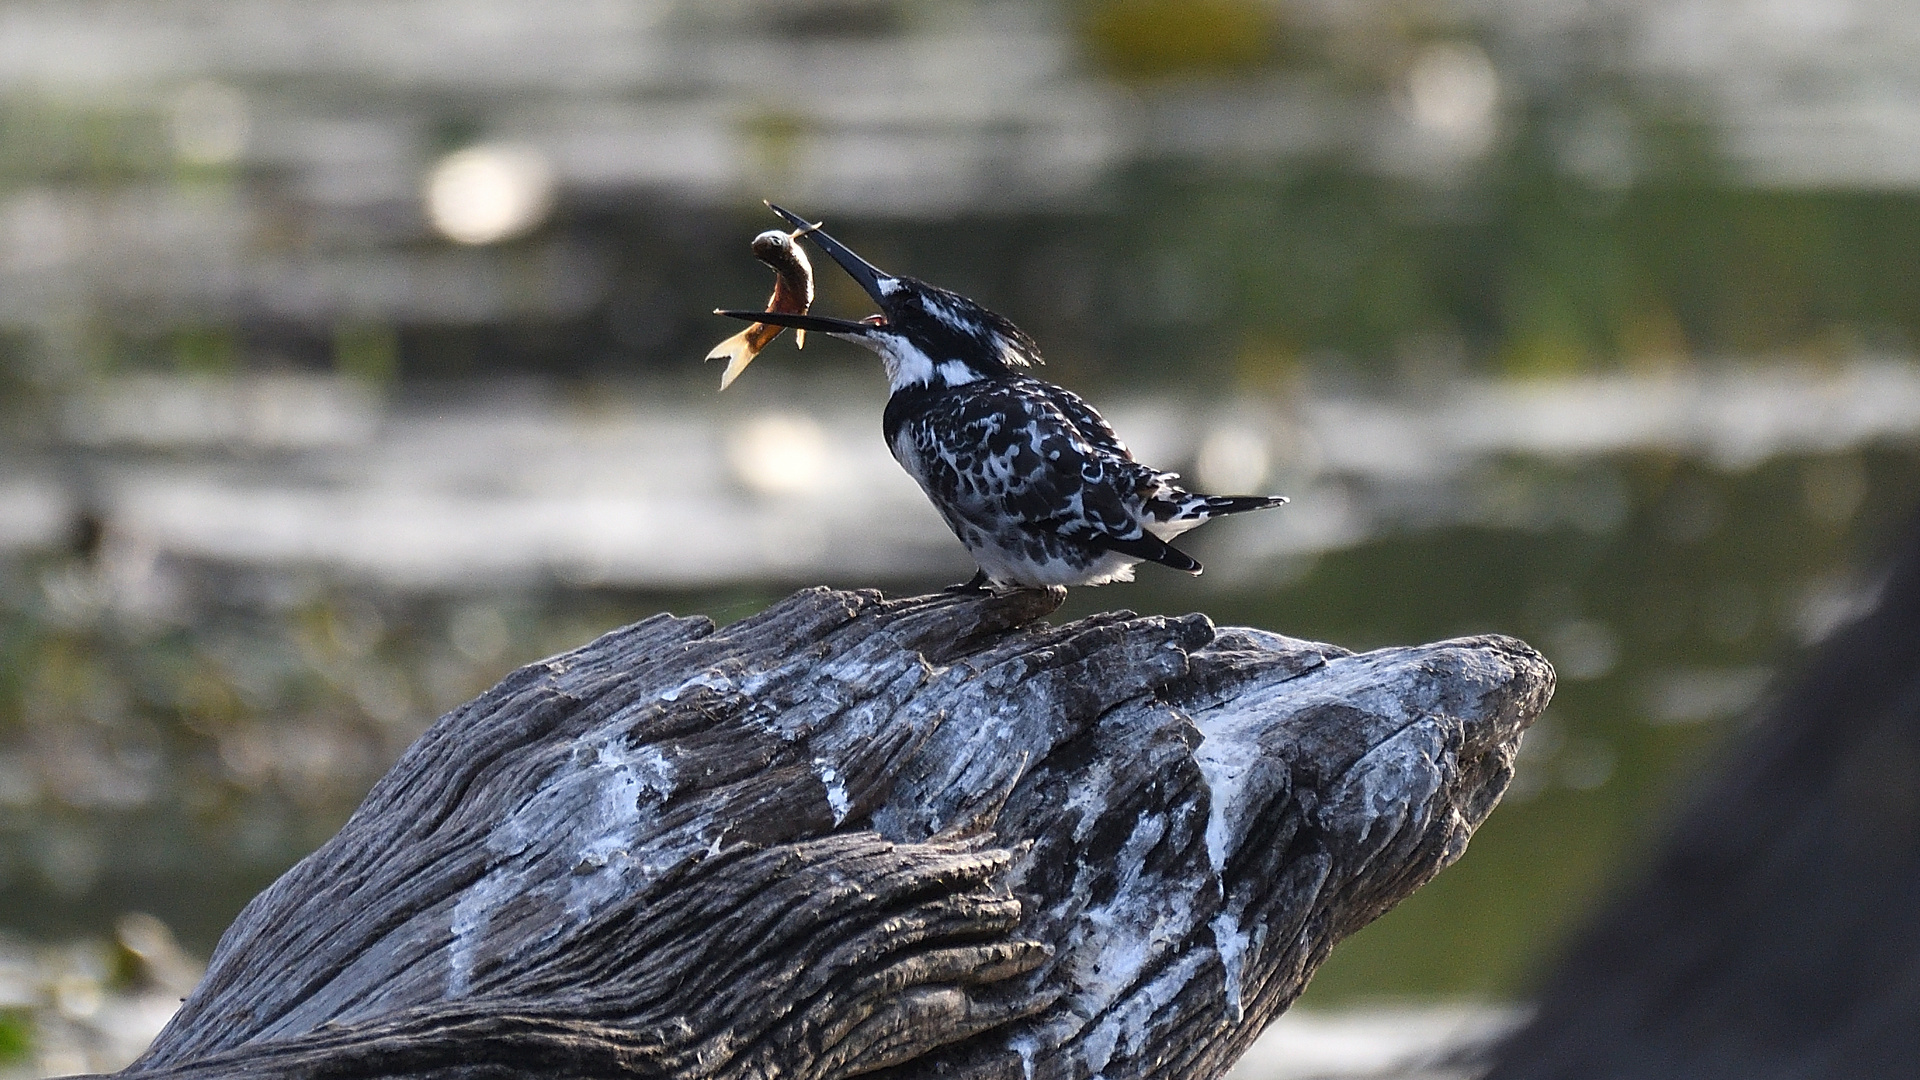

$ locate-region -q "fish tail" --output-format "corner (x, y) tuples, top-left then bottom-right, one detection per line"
(705, 329), (761, 391)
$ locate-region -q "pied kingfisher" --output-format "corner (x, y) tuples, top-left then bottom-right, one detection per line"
(718, 204), (1287, 590)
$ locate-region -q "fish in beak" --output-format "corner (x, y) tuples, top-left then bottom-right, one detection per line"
(716, 205), (903, 340)
(765, 203), (900, 310)
(703, 219), (820, 390)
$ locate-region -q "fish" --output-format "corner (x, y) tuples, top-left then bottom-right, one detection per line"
(705, 221), (818, 390)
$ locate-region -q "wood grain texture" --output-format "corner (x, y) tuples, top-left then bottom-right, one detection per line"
(116, 587), (1552, 1080)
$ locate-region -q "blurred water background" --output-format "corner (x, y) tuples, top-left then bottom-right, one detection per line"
(1, 0), (1919, 1074)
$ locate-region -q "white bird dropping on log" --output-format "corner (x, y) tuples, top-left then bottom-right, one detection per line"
(705, 225), (817, 390)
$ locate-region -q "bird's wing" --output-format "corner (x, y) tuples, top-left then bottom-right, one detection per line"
(1034, 380), (1133, 461)
(1081, 529), (1201, 573)
(1032, 378), (1202, 509)
(893, 381), (1153, 546)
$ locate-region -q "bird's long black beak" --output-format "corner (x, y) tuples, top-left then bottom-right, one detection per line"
(714, 309), (876, 336)
(766, 202), (896, 306)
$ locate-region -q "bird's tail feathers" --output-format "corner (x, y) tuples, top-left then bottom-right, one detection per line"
(1200, 494), (1289, 516)
(1155, 493), (1289, 523)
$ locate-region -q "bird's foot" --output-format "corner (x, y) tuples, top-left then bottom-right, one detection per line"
(944, 570), (993, 594)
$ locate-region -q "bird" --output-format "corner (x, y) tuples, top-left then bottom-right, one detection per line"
(717, 204), (1287, 591)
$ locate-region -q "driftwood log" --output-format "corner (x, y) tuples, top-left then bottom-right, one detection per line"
(118, 586), (1551, 1080)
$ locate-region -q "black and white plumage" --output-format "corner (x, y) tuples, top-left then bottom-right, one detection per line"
(719, 205), (1287, 589)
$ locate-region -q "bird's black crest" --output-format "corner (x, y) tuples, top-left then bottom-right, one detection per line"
(894, 278), (1043, 370)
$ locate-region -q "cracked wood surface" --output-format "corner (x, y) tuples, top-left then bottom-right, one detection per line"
(116, 586), (1553, 1080)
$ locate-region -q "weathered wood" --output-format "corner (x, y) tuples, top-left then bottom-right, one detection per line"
(118, 586), (1551, 1080)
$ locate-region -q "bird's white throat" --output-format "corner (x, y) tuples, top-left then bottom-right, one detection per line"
(869, 334), (982, 392)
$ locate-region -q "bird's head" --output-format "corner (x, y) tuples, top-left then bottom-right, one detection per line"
(719, 204), (1041, 391)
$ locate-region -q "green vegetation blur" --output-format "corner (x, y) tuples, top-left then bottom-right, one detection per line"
(0, 1), (1912, 390)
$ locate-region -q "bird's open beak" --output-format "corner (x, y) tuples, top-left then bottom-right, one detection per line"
(715, 309), (876, 336)
(766, 202), (898, 308)
(713, 203), (900, 339)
